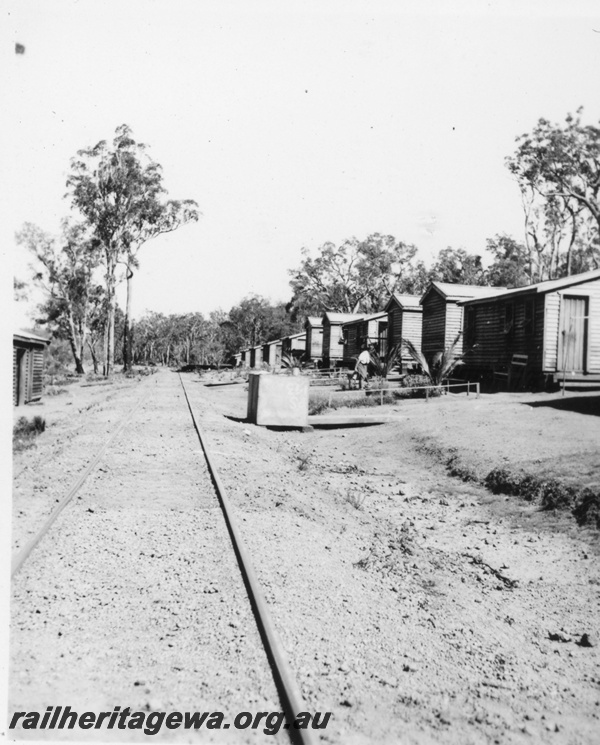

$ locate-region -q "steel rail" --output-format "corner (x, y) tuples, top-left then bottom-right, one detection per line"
(179, 375), (318, 745)
(11, 380), (152, 578)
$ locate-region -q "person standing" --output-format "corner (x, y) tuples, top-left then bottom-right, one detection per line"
(356, 345), (371, 389)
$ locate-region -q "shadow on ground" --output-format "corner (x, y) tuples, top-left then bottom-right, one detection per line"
(525, 395), (600, 417)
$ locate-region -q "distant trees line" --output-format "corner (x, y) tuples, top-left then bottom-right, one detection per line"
(15, 110), (600, 373)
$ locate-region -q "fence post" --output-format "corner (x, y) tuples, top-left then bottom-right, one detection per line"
(328, 389), (332, 407)
(476, 382), (480, 399)
(380, 388), (383, 406)
(425, 386), (429, 402)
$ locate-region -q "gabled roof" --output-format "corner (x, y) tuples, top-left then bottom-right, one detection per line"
(341, 311), (387, 328)
(14, 330), (51, 344)
(322, 311), (364, 324)
(421, 281), (508, 305)
(460, 268), (600, 306)
(285, 332), (306, 341)
(384, 293), (422, 311)
(304, 316), (323, 328)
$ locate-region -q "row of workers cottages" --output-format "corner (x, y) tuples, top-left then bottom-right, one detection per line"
(238, 267), (600, 384)
(459, 268), (600, 386)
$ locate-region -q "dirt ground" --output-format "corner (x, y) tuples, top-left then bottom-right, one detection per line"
(8, 369), (600, 744)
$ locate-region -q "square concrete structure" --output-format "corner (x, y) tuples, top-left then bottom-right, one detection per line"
(247, 372), (309, 427)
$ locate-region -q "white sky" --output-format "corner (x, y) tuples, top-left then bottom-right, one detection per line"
(6, 0), (600, 325)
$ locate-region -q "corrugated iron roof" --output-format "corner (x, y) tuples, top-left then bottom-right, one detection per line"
(385, 293), (422, 310)
(341, 311), (387, 327)
(422, 281), (508, 304)
(460, 268), (600, 305)
(323, 312), (364, 323)
(305, 316), (323, 327)
(14, 330), (51, 344)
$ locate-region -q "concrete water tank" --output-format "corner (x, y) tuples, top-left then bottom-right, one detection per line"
(247, 372), (309, 427)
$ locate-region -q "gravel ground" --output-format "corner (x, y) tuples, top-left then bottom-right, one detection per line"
(9, 370), (600, 744)
(10, 372), (284, 743)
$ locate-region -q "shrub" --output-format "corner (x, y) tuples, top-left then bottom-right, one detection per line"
(446, 455), (478, 482)
(538, 480), (578, 511)
(13, 416), (46, 452)
(484, 468), (523, 495)
(572, 488), (600, 528)
(399, 374), (442, 398)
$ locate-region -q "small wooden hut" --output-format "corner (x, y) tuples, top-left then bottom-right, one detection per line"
(281, 332), (306, 362)
(420, 282), (507, 362)
(321, 312), (363, 368)
(384, 293), (423, 368)
(262, 338), (283, 368)
(459, 268), (600, 388)
(341, 312), (387, 365)
(303, 317), (324, 365)
(249, 345), (263, 369)
(13, 331), (50, 406)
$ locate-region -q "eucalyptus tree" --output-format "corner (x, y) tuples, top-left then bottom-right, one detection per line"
(17, 221), (102, 374)
(66, 124), (199, 374)
(288, 233), (422, 316)
(506, 109), (600, 278)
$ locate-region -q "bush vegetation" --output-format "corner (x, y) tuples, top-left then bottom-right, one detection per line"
(483, 467), (600, 528)
(13, 416), (46, 452)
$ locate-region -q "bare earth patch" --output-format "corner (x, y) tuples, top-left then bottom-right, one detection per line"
(10, 370), (600, 744)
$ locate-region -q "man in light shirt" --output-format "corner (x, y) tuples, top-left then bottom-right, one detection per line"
(355, 345), (371, 389)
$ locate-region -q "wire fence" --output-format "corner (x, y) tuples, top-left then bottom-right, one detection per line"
(315, 381), (480, 408)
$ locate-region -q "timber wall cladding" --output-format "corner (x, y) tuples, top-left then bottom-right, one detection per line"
(545, 278), (600, 373)
(326, 324), (345, 361)
(544, 279), (599, 373)
(422, 291), (447, 356)
(445, 303), (465, 352)
(32, 348), (44, 399)
(310, 328), (323, 358)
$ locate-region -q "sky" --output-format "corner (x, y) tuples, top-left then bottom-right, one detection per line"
(6, 0), (600, 327)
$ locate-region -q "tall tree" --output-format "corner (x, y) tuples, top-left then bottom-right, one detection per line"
(430, 247), (486, 285)
(288, 233), (422, 316)
(17, 221), (102, 374)
(223, 295), (299, 352)
(506, 109), (600, 278)
(66, 124), (199, 375)
(485, 235), (531, 288)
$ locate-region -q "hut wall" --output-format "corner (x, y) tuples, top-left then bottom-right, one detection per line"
(343, 323), (362, 364)
(290, 336), (306, 354)
(445, 303), (465, 352)
(421, 292), (447, 357)
(387, 302), (403, 349)
(309, 327), (323, 361)
(327, 323), (346, 363)
(543, 279), (600, 373)
(465, 295), (545, 376)
(13, 341), (46, 405)
(322, 323), (332, 366)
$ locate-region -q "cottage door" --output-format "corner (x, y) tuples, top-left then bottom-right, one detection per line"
(557, 296), (588, 373)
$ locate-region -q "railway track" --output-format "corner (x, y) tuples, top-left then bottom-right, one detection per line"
(10, 371), (317, 744)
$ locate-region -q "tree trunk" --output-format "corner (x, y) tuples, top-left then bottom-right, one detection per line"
(87, 339), (99, 374)
(122, 265), (134, 373)
(104, 253), (117, 376)
(65, 310), (85, 374)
